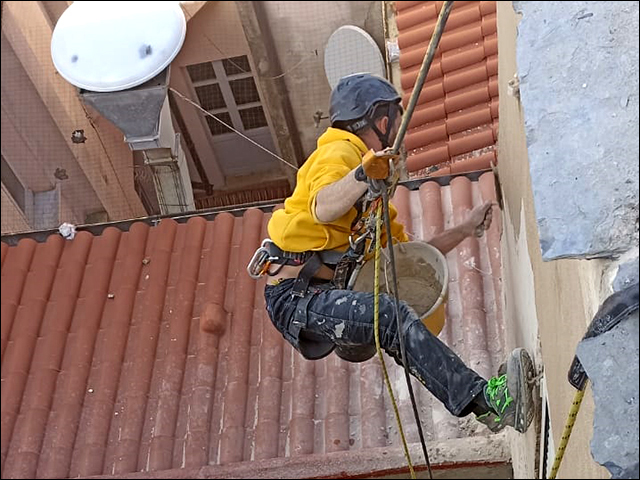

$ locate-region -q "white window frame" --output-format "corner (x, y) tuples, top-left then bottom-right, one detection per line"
(187, 56), (269, 139)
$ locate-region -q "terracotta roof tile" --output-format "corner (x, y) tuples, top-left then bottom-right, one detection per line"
(444, 82), (488, 113)
(397, 3), (482, 50)
(486, 54), (498, 75)
(1, 172), (505, 478)
(1, 239), (36, 360)
(440, 23), (484, 51)
(396, 1), (499, 176)
(482, 12), (498, 35)
(396, 2), (437, 30)
(449, 126), (495, 156)
(396, 1), (477, 30)
(405, 113), (496, 167)
(400, 23), (481, 70)
(407, 99), (446, 129)
(490, 98), (499, 118)
(488, 74), (499, 97)
(479, 1), (496, 15)
(402, 30), (496, 88)
(405, 120), (448, 151)
(447, 104), (493, 134)
(406, 142), (451, 171)
(429, 151), (497, 177)
(400, 57), (438, 91)
(484, 32), (498, 55)
(396, 0), (428, 13)
(403, 54), (497, 110)
(440, 42), (486, 74)
(442, 61), (489, 93)
(402, 79), (445, 106)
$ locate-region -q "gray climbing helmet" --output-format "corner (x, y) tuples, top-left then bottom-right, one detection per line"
(329, 73), (402, 147)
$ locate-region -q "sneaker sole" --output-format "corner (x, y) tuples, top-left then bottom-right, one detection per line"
(507, 348), (535, 433)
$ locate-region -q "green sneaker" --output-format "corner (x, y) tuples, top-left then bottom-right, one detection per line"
(476, 348), (535, 433)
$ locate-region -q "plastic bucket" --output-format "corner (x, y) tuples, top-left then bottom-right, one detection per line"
(351, 241), (449, 336)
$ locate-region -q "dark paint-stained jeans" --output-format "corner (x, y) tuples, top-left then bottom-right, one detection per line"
(264, 279), (486, 416)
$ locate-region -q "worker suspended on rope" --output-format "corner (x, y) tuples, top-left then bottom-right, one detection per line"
(249, 73), (535, 433)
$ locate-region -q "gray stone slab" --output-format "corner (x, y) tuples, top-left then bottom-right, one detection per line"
(514, 1), (639, 259)
(577, 310), (639, 479)
(613, 255), (640, 293)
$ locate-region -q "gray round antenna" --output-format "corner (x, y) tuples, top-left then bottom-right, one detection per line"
(324, 25), (386, 89)
(51, 1), (186, 92)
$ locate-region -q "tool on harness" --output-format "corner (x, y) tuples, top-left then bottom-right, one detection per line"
(291, 253), (323, 297)
(247, 239), (310, 279)
(247, 239), (343, 297)
(332, 239), (366, 290)
(247, 239), (274, 279)
(334, 194), (391, 290)
(247, 239), (338, 279)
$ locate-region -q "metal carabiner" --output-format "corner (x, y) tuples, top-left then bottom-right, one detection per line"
(246, 239), (275, 279)
(349, 231), (369, 251)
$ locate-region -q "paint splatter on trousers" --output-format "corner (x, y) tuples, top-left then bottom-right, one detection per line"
(264, 279), (486, 416)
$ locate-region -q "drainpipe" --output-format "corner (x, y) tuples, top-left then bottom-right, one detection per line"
(80, 68), (195, 214)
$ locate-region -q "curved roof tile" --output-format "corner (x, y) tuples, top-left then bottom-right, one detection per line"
(1, 172), (505, 478)
(396, 1), (499, 176)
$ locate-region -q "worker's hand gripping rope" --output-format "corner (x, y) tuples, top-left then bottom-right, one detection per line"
(357, 148), (400, 200)
(361, 148), (399, 180)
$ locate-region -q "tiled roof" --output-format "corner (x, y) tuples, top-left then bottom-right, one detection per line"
(395, 1), (499, 177)
(1, 172), (504, 479)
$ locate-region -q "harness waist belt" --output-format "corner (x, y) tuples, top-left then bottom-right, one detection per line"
(266, 241), (344, 266)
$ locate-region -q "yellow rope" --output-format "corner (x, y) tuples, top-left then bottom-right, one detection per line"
(548, 383), (587, 479)
(373, 202), (416, 479)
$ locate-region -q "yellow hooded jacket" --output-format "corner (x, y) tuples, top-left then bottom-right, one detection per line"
(268, 127), (407, 253)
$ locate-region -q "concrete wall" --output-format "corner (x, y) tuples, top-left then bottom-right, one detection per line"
(1, 32), (103, 233)
(1, 1), (146, 235)
(513, 1), (639, 260)
(495, 3), (633, 478)
(1, 187), (30, 234)
(262, 1), (385, 157)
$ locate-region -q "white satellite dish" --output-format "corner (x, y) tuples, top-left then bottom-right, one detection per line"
(324, 25), (386, 89)
(51, 1), (186, 92)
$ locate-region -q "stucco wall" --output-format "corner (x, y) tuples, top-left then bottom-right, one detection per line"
(1, 32), (104, 232)
(1, 187), (30, 234)
(1, 1), (146, 235)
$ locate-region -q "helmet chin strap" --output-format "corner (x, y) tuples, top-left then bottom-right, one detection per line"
(366, 103), (399, 149)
